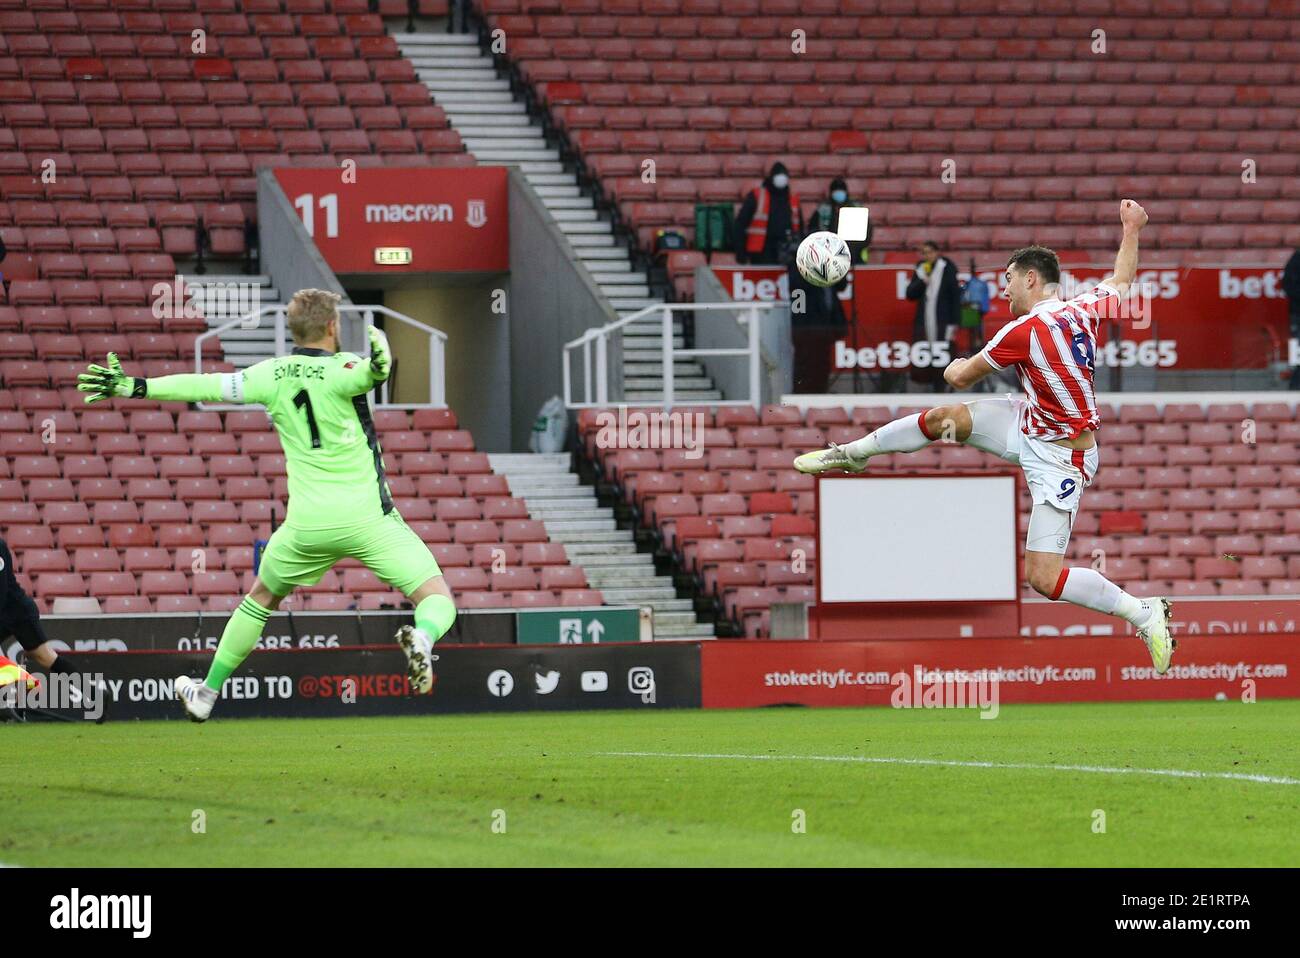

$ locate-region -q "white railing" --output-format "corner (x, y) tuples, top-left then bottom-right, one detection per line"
(563, 301), (782, 410)
(193, 305), (448, 411)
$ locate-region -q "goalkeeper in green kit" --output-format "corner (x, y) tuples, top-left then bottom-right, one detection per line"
(78, 289), (456, 721)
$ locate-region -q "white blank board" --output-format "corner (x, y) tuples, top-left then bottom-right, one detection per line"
(818, 475), (1017, 603)
(836, 206), (869, 242)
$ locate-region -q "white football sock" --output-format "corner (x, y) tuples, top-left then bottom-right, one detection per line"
(845, 412), (935, 460)
(1054, 568), (1151, 627)
(1114, 592), (1152, 628)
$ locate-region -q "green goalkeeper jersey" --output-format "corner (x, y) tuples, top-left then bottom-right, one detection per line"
(143, 347), (392, 530)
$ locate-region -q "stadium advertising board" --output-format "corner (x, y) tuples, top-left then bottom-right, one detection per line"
(273, 166), (509, 273)
(5, 610), (515, 660)
(817, 474), (1018, 603)
(1021, 595), (1300, 638)
(813, 473), (1022, 639)
(65, 643), (701, 720)
(715, 265), (1292, 371)
(794, 596), (1300, 643)
(700, 635), (1299, 709)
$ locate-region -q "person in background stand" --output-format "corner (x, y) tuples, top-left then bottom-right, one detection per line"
(788, 178), (873, 393)
(734, 162), (803, 265)
(787, 245), (846, 394)
(961, 259), (992, 354)
(1283, 248), (1300, 390)
(906, 240), (963, 390)
(808, 178), (872, 271)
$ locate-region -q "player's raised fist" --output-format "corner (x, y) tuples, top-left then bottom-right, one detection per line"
(1119, 199), (1148, 231)
(367, 323), (392, 381)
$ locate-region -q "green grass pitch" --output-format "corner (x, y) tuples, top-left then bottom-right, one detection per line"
(6, 700), (1299, 867)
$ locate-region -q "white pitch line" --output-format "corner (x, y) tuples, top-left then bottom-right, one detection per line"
(598, 751), (1300, 787)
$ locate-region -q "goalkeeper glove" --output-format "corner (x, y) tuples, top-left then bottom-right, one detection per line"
(367, 324), (392, 382)
(78, 353), (146, 404)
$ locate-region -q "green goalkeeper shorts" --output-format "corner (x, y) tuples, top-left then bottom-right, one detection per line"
(257, 509), (443, 598)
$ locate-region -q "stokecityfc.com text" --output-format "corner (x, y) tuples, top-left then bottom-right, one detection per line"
(764, 669), (893, 689)
(762, 661), (1286, 690)
(762, 665), (1097, 689)
(912, 665), (1096, 684)
(1121, 660), (1287, 681)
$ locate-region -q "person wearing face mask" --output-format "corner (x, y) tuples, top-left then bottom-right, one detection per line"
(784, 178), (868, 392)
(733, 161), (803, 265)
(793, 178), (874, 392)
(808, 178), (871, 268)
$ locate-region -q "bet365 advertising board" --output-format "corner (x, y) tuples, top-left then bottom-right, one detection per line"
(717, 264), (1293, 373)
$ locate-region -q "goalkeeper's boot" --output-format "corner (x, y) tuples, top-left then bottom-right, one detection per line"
(396, 625), (438, 695)
(0, 655), (38, 692)
(175, 676), (218, 722)
(1138, 598), (1176, 675)
(793, 441), (867, 474)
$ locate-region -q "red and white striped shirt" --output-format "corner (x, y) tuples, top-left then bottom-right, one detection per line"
(979, 283), (1118, 441)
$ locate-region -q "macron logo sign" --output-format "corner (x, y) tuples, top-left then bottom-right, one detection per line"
(364, 203), (454, 224)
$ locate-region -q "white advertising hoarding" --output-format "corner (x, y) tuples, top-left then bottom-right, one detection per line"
(818, 475), (1018, 603)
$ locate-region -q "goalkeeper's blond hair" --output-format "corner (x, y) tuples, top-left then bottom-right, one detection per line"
(286, 289), (341, 344)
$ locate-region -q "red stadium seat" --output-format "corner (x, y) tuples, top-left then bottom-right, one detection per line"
(34, 573), (87, 598)
(417, 475), (464, 499)
(452, 521), (499, 545)
(454, 591), (507, 609)
(501, 520), (547, 543)
(443, 567), (489, 592)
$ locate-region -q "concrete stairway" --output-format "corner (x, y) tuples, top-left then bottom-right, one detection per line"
(184, 274), (282, 369)
(486, 453), (715, 640)
(620, 315), (722, 403)
(393, 28), (721, 404)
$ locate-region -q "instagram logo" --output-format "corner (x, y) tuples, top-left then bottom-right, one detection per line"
(628, 667), (656, 703)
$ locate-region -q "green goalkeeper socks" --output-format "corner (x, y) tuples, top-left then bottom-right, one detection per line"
(201, 594), (452, 693)
(204, 596), (273, 692)
(414, 593), (457, 642)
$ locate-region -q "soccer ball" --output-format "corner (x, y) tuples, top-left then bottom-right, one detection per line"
(795, 231), (852, 287)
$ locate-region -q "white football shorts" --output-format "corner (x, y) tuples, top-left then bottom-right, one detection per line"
(962, 397), (1099, 555)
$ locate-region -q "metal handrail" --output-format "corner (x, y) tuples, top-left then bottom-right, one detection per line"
(563, 301), (784, 410)
(193, 304), (448, 411)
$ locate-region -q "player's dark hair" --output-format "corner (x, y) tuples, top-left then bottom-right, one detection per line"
(921, 239), (939, 250)
(1007, 245), (1061, 285)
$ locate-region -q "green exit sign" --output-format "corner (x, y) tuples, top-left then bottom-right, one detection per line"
(516, 608), (639, 646)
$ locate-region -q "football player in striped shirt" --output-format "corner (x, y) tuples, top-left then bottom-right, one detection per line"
(79, 289), (457, 720)
(795, 200), (1175, 673)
